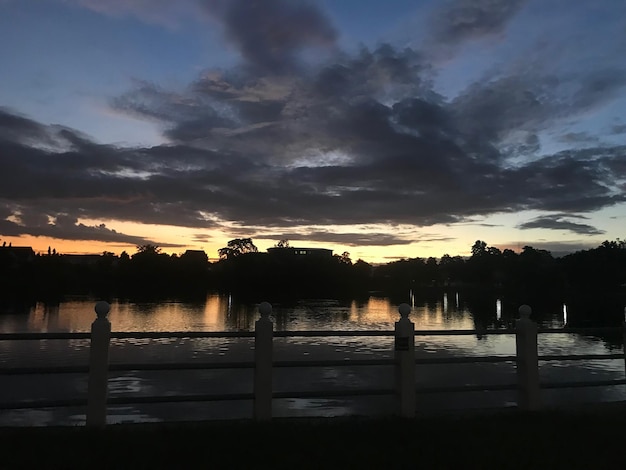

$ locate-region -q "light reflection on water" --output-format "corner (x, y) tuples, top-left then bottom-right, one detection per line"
(0, 292), (574, 334)
(0, 293), (500, 334)
(0, 292), (621, 371)
(1, 292), (624, 425)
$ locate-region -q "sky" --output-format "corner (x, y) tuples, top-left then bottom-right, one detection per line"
(1, 0), (625, 263)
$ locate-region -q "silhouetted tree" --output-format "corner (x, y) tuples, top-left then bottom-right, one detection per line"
(439, 254), (466, 286)
(425, 257), (439, 285)
(467, 241), (497, 285)
(471, 240), (488, 257)
(135, 244), (161, 255)
(218, 238), (258, 260)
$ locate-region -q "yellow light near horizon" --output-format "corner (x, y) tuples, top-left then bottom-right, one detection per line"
(2, 204), (618, 264)
(0, 232), (222, 259)
(0, 235), (127, 255)
(0, 230), (470, 263)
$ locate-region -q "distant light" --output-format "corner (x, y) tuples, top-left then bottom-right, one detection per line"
(496, 299), (502, 321)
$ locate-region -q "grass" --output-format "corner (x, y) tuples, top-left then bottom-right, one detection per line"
(2, 404), (626, 469)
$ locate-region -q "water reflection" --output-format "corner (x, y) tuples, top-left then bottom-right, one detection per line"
(1, 292), (625, 426)
(1, 292), (622, 338)
(0, 293), (622, 366)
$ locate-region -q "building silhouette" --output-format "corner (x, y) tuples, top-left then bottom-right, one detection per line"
(267, 247), (333, 258)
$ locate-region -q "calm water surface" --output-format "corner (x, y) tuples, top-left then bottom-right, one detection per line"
(1, 292), (624, 426)
(1, 292), (495, 333)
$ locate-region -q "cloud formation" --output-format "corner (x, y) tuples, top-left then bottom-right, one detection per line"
(67, 0), (205, 28)
(1, 0), (625, 252)
(0, 201), (173, 247)
(430, 0), (529, 46)
(201, 0), (338, 73)
(518, 214), (606, 235)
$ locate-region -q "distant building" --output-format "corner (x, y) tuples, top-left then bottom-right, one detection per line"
(0, 246), (36, 268)
(181, 250), (209, 263)
(267, 247), (333, 258)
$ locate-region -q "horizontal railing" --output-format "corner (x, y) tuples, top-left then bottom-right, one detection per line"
(3, 325), (620, 341)
(1, 301), (625, 425)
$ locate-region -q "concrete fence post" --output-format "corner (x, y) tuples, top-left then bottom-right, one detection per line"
(515, 304), (541, 411)
(394, 303), (415, 418)
(254, 301), (273, 421)
(622, 307), (626, 380)
(87, 301), (111, 427)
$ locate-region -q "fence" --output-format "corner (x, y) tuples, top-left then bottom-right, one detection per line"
(1, 301), (626, 427)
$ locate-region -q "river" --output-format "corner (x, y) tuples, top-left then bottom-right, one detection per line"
(1, 292), (625, 426)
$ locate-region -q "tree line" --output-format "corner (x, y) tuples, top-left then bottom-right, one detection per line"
(1, 239), (625, 310)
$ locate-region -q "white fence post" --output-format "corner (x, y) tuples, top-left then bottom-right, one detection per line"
(622, 307), (626, 380)
(254, 301), (273, 421)
(515, 304), (541, 410)
(395, 303), (415, 418)
(87, 301), (111, 427)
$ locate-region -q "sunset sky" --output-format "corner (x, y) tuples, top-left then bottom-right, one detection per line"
(1, 0), (625, 263)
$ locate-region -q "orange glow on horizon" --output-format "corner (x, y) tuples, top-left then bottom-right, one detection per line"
(0, 235), (221, 258)
(1, 212), (611, 265)
(1, 233), (463, 263)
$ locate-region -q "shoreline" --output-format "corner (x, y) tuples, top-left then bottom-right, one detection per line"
(2, 402), (626, 468)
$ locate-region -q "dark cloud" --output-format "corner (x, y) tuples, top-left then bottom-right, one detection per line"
(518, 215), (605, 235)
(571, 68), (626, 111)
(430, 0), (528, 47)
(449, 65), (626, 161)
(67, 0), (206, 28)
(2, 22), (625, 252)
(111, 81), (237, 142)
(201, 0), (337, 74)
(558, 132), (599, 144)
(498, 148), (626, 213)
(0, 107), (59, 148)
(456, 222), (502, 227)
(262, 231), (423, 247)
(610, 124), (626, 135)
(0, 204), (175, 246)
(451, 76), (545, 157)
(191, 234), (212, 243)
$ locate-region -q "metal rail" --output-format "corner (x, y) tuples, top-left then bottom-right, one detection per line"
(1, 325), (624, 413)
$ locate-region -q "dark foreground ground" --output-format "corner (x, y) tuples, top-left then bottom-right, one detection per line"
(2, 403), (626, 469)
